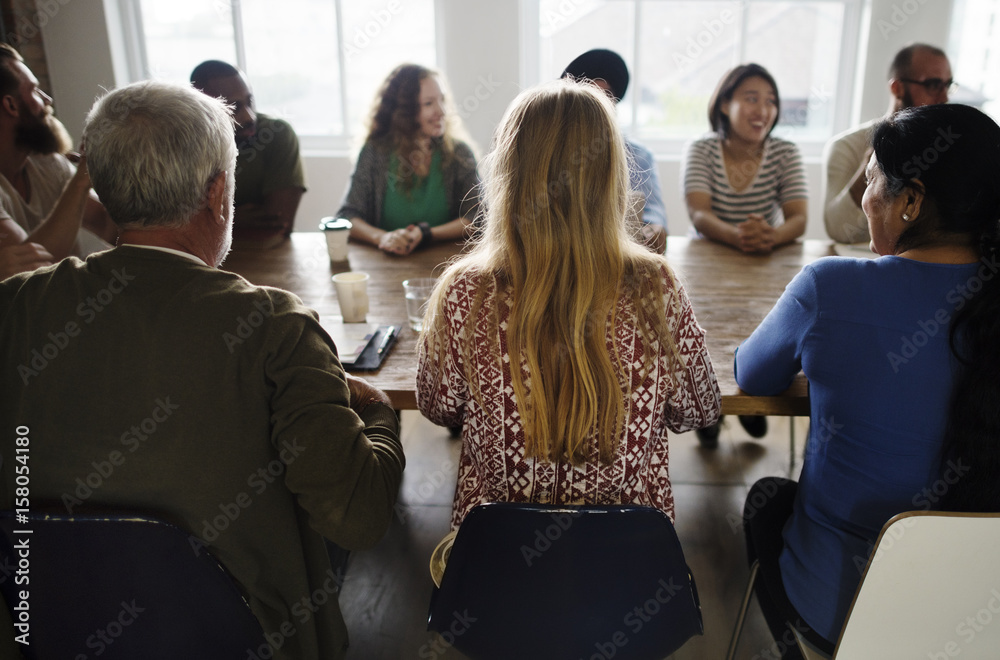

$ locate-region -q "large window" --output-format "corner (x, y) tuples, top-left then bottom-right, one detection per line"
(120, 0), (436, 145)
(527, 0), (861, 148)
(949, 0), (1000, 121)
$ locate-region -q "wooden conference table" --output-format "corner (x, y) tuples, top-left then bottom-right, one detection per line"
(226, 233), (836, 416)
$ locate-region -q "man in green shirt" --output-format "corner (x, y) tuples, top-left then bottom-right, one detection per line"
(192, 60), (306, 246)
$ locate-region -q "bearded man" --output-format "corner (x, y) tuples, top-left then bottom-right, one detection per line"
(822, 43), (953, 243)
(0, 43), (114, 279)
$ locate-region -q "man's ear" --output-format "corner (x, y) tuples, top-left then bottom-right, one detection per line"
(206, 171), (229, 225)
(889, 78), (904, 102)
(2, 94), (19, 117)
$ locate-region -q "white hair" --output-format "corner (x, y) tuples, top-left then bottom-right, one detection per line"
(84, 80), (237, 228)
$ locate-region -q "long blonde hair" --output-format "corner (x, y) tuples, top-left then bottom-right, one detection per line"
(422, 80), (681, 465)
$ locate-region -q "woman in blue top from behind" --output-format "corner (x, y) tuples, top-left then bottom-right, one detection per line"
(735, 103), (1000, 656)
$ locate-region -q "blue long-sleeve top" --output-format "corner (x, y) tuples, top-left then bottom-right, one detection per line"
(735, 254), (984, 642)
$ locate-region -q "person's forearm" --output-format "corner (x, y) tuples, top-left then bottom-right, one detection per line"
(430, 217), (471, 243)
(26, 168), (90, 259)
(348, 217), (386, 247)
(260, 187), (304, 235)
(691, 210), (740, 248)
(773, 214), (807, 246)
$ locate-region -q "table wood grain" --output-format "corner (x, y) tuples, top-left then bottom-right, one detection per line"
(224, 234), (836, 415)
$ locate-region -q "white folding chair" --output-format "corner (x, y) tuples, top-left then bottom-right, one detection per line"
(729, 511), (1000, 660)
(832, 511), (1000, 658)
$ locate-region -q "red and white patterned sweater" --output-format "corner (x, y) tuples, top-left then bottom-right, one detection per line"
(416, 267), (721, 530)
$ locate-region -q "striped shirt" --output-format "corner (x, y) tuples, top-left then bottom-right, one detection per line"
(682, 134), (808, 226)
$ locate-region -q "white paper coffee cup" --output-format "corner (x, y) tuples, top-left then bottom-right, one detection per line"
(320, 217), (352, 262)
(332, 272), (370, 323)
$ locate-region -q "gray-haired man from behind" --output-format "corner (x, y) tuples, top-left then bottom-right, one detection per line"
(0, 80), (404, 660)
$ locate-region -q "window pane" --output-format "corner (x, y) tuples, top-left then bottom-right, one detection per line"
(638, 1), (742, 138)
(138, 0), (436, 138)
(241, 0), (343, 136)
(744, 2), (844, 142)
(538, 1), (636, 126)
(340, 0), (436, 136)
(139, 0), (237, 81)
(537, 0), (847, 141)
(949, 0), (1000, 122)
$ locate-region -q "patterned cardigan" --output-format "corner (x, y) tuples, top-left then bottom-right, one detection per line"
(336, 137), (481, 227)
(416, 266), (722, 530)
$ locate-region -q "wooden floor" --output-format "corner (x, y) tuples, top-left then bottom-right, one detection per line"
(339, 412), (809, 660)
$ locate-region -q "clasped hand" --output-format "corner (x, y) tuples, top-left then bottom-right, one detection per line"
(378, 225), (422, 256)
(737, 214), (776, 254)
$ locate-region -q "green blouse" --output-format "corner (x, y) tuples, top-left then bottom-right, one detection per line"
(382, 150), (450, 230)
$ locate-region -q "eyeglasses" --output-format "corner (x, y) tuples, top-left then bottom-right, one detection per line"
(899, 78), (958, 94)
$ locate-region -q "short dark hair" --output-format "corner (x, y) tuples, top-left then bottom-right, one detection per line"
(707, 63), (780, 140)
(888, 43), (948, 80)
(0, 43), (25, 99)
(561, 49), (630, 103)
(190, 60), (241, 90)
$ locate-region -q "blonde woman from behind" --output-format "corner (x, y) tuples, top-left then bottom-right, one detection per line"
(417, 80), (722, 548)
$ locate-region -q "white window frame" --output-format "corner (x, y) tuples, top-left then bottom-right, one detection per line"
(114, 0), (444, 153)
(520, 0), (865, 159)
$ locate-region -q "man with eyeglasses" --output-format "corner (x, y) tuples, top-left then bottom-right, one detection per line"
(823, 43), (953, 244)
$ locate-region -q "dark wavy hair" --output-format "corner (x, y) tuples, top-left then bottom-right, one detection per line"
(365, 63), (456, 191)
(871, 103), (1000, 511)
(707, 63), (780, 140)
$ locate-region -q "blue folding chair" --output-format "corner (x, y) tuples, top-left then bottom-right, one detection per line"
(0, 511), (264, 659)
(427, 503), (703, 660)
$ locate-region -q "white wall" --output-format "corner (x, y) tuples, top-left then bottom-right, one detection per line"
(857, 0), (953, 122)
(38, 0), (954, 239)
(38, 0), (118, 141)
